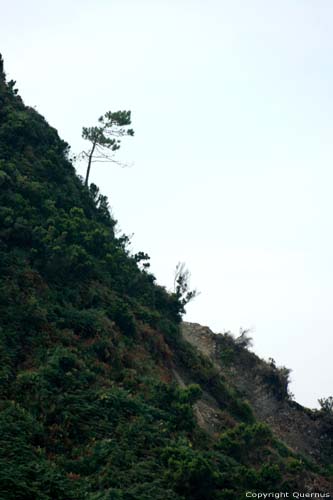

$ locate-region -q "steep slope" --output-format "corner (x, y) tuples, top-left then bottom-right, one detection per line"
(182, 323), (333, 465)
(0, 55), (332, 499)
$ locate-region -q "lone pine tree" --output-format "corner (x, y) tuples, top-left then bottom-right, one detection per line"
(82, 110), (134, 186)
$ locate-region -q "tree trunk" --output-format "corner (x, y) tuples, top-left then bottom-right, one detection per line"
(85, 142), (96, 186)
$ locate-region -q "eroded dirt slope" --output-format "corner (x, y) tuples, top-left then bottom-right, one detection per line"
(181, 322), (333, 465)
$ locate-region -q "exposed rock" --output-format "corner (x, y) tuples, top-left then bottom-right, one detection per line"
(181, 321), (333, 464)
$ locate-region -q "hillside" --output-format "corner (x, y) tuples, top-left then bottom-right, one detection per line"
(182, 323), (333, 465)
(0, 55), (332, 499)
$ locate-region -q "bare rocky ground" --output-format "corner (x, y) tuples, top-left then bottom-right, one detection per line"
(180, 322), (333, 467)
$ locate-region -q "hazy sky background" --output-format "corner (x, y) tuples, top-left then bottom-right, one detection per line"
(2, 0), (333, 408)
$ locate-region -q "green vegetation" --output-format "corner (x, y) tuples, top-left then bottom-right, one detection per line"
(319, 396), (333, 414)
(0, 55), (331, 498)
(173, 262), (198, 313)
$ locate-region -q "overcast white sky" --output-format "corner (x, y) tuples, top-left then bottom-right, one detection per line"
(2, 0), (333, 408)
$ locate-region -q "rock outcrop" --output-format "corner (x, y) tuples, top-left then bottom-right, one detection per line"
(181, 321), (333, 465)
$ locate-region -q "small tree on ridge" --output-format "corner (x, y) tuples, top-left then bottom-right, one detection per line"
(174, 262), (199, 311)
(82, 110), (134, 186)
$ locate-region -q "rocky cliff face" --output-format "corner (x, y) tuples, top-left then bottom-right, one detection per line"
(181, 322), (333, 465)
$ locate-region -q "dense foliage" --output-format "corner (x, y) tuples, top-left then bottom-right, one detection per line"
(0, 55), (331, 498)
